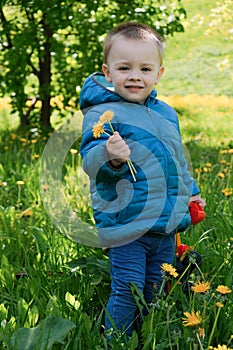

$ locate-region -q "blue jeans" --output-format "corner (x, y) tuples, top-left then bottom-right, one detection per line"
(105, 232), (175, 336)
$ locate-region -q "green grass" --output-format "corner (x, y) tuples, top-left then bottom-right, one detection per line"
(0, 1), (233, 348)
(159, 0), (233, 96)
(0, 99), (232, 348)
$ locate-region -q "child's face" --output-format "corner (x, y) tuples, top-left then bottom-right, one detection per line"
(102, 36), (164, 104)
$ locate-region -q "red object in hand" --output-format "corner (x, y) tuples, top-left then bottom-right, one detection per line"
(177, 244), (189, 256)
(189, 202), (206, 225)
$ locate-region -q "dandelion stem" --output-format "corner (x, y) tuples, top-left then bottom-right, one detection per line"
(167, 305), (174, 350)
(209, 249), (233, 284)
(226, 153), (232, 189)
(103, 130), (111, 137)
(165, 262), (191, 301)
(196, 332), (204, 350)
(108, 121), (115, 134)
(127, 159), (137, 182)
(129, 159), (137, 174)
(71, 154), (75, 169)
(207, 307), (221, 347)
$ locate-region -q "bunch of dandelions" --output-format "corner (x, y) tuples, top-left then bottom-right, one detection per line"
(92, 110), (137, 181)
(182, 281), (232, 349)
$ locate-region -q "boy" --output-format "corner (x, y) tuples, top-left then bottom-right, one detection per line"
(80, 22), (205, 337)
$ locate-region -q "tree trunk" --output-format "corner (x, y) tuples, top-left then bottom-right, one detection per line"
(39, 17), (52, 128)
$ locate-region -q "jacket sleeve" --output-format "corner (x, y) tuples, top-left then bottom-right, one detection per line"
(163, 102), (200, 197)
(180, 151), (200, 196)
(175, 119), (200, 197)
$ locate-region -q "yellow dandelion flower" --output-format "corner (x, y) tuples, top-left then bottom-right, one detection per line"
(191, 280), (211, 293)
(161, 263), (178, 278)
(16, 180), (25, 185)
(217, 172), (225, 178)
(33, 154), (39, 159)
(0, 180), (3, 187)
(230, 237), (233, 241)
(31, 139), (37, 144)
(203, 167), (209, 173)
(70, 148), (78, 154)
(198, 327), (205, 338)
(228, 149), (233, 154)
(220, 160), (226, 164)
(20, 208), (33, 217)
(92, 122), (104, 138)
(205, 162), (212, 168)
(195, 168), (201, 174)
(182, 310), (202, 327)
(216, 302), (224, 308)
(11, 133), (17, 140)
(221, 188), (232, 197)
(20, 138), (27, 143)
(216, 285), (231, 295)
(99, 110), (114, 123)
(221, 150), (228, 155)
(210, 345), (233, 350)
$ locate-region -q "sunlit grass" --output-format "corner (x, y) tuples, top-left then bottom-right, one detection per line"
(161, 94), (233, 146)
(159, 0), (233, 97)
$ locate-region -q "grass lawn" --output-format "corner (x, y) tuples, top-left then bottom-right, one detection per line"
(159, 0), (233, 96)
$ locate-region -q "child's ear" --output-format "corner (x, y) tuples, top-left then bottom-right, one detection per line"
(154, 66), (164, 85)
(102, 64), (112, 82)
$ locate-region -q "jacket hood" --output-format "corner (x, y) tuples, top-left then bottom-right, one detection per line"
(79, 72), (157, 110)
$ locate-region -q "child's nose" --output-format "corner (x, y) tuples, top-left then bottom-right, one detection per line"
(128, 70), (141, 81)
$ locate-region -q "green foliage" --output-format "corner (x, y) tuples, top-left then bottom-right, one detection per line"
(11, 316), (76, 350)
(0, 0), (186, 127)
(0, 95), (232, 348)
(0, 0), (233, 343)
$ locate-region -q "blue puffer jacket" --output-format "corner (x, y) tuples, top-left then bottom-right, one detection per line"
(80, 73), (200, 247)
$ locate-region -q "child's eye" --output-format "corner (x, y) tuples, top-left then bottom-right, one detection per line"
(141, 67), (152, 72)
(118, 66), (129, 71)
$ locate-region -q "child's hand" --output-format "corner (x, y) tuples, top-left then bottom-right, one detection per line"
(106, 131), (131, 164)
(190, 195), (206, 209)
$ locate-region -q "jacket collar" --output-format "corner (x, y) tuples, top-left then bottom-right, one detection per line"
(80, 72), (158, 110)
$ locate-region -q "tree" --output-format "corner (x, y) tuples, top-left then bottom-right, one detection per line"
(0, 0), (186, 129)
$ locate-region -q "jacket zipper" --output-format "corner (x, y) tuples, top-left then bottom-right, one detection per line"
(146, 106), (174, 212)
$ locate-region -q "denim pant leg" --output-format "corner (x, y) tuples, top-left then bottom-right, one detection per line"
(144, 234), (175, 304)
(134, 234), (175, 330)
(105, 239), (147, 336)
(105, 233), (175, 336)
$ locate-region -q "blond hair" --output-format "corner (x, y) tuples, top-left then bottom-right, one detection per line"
(103, 22), (165, 64)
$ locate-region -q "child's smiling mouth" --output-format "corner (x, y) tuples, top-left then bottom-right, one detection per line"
(125, 85), (143, 90)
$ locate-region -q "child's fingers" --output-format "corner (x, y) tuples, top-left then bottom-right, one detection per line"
(190, 195), (206, 208)
(106, 133), (131, 160)
(108, 131), (122, 143)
